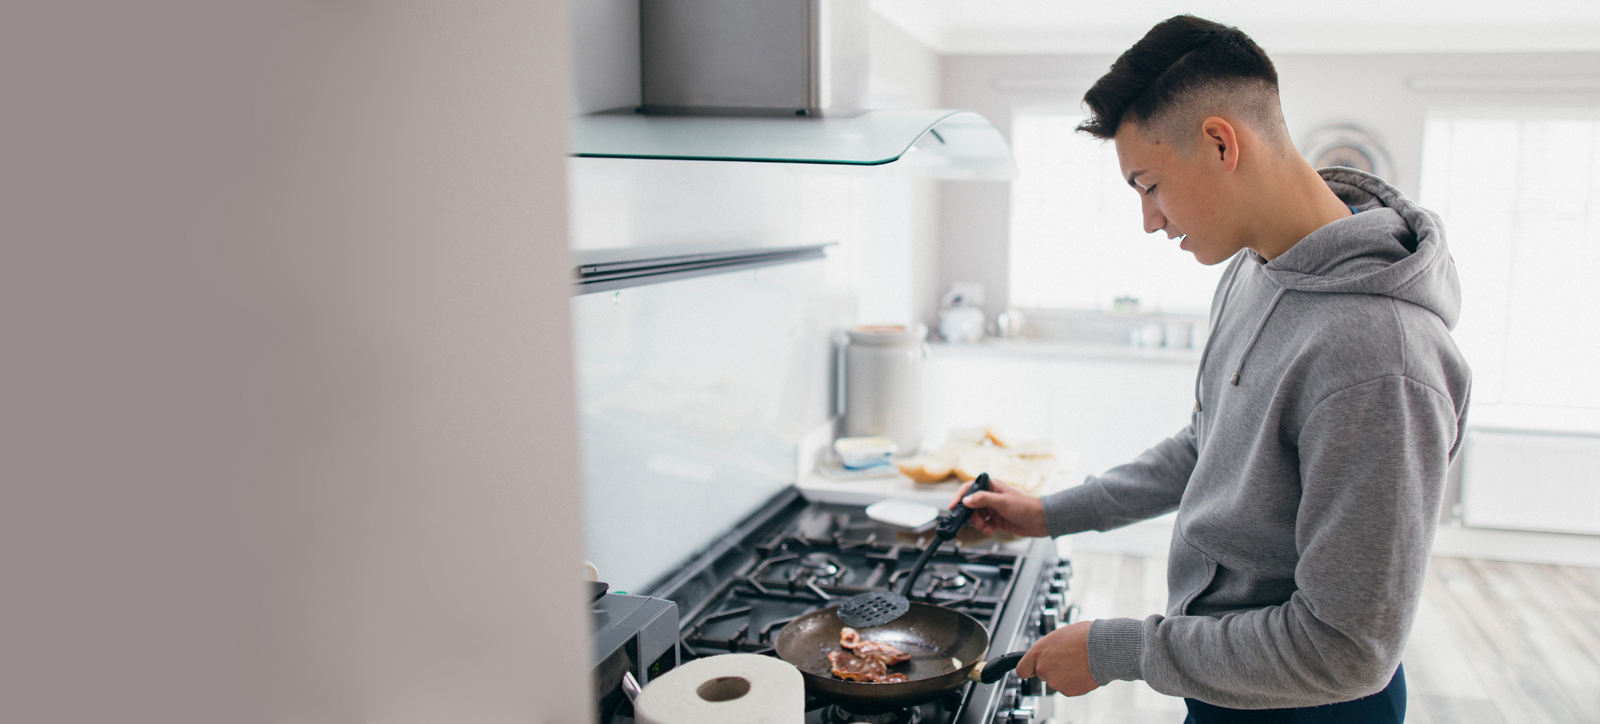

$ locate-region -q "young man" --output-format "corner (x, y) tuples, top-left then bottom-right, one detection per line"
(953, 15), (1470, 723)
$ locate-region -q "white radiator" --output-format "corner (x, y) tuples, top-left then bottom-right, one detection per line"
(1460, 429), (1600, 535)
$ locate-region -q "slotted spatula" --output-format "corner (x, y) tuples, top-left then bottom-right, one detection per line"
(836, 473), (993, 628)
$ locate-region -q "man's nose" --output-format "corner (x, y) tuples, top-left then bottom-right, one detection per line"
(1142, 198), (1166, 235)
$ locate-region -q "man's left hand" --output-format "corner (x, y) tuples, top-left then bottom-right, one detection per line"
(1015, 620), (1099, 696)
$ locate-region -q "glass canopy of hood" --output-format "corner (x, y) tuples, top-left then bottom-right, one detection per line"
(570, 109), (1018, 181)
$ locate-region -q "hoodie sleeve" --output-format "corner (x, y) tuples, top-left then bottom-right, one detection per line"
(1085, 375), (1457, 709)
(1039, 418), (1197, 537)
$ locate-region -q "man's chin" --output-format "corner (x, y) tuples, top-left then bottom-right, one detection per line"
(1187, 247), (1220, 266)
(1186, 242), (1235, 266)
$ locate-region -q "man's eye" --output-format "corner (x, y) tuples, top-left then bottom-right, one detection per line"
(1144, 184), (1157, 196)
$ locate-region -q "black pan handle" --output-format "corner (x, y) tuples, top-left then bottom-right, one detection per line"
(938, 473), (992, 539)
(972, 651), (1027, 684)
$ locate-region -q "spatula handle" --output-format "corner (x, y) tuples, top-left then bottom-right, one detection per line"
(898, 536), (942, 597)
(901, 473), (994, 598)
(937, 473), (991, 539)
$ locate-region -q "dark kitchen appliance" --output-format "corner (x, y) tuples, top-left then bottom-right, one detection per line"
(593, 486), (1075, 724)
(592, 588), (680, 723)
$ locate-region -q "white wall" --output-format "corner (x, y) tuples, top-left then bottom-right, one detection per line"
(869, 13), (946, 328)
(937, 51), (1600, 314)
(869, 11), (942, 109)
(7, 2), (589, 723)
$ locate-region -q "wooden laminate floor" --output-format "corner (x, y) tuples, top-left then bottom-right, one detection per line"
(1051, 552), (1600, 724)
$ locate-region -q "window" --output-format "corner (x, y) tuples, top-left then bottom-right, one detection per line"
(1419, 110), (1600, 429)
(1008, 112), (1225, 314)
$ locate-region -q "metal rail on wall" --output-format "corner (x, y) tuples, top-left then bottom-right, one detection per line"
(573, 242), (834, 295)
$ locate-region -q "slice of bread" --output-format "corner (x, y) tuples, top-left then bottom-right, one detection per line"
(893, 428), (1056, 489)
(897, 459), (945, 483)
(897, 449), (957, 483)
(1008, 440), (1056, 459)
(954, 445), (1010, 482)
(946, 427), (990, 446)
(988, 457), (1054, 492)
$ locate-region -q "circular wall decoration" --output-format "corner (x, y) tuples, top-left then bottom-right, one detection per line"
(1301, 123), (1394, 182)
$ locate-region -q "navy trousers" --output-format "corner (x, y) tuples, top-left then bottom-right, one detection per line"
(1182, 664), (1405, 724)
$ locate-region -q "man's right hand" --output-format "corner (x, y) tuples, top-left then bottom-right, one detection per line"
(950, 478), (1048, 538)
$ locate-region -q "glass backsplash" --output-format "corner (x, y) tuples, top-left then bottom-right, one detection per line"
(574, 257), (853, 593)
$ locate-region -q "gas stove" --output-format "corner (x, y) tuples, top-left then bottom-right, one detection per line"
(597, 486), (1074, 724)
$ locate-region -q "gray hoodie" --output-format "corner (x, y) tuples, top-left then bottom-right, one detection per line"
(1040, 168), (1471, 709)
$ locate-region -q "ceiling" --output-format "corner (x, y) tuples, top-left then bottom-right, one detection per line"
(869, 0), (1600, 55)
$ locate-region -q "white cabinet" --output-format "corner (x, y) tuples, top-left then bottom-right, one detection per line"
(1049, 357), (1197, 480)
(923, 344), (1198, 479)
(923, 353), (1054, 446)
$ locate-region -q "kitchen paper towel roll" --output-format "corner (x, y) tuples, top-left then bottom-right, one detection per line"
(635, 653), (804, 724)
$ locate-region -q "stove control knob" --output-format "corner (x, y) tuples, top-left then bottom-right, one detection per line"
(1048, 578), (1066, 594)
(1039, 607), (1059, 634)
(1046, 591), (1066, 609)
(1020, 676), (1042, 697)
(1007, 697), (1037, 723)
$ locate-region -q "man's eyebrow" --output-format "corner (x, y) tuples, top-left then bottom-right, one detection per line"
(1126, 170), (1147, 189)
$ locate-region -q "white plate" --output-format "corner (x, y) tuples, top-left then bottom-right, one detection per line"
(864, 499), (940, 532)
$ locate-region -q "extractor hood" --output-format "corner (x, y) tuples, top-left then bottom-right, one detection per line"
(569, 1), (1016, 180)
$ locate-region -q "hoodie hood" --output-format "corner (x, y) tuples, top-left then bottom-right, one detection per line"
(1258, 168), (1462, 330)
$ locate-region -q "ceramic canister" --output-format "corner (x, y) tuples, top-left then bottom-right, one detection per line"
(842, 324), (927, 456)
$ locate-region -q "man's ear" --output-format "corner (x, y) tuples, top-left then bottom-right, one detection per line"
(1202, 117), (1240, 172)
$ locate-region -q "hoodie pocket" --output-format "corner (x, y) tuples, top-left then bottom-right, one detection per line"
(1168, 529), (1219, 616)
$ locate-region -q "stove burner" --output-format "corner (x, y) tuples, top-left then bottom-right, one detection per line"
(823, 705), (920, 724)
(925, 563), (971, 592)
(797, 552), (844, 579)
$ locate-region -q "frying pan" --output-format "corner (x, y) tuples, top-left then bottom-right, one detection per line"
(773, 602), (1025, 712)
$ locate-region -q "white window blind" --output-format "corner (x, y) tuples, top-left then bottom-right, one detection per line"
(1419, 111), (1600, 425)
(1008, 113), (1225, 314)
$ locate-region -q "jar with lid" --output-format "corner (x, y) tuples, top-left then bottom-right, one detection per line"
(839, 324), (928, 456)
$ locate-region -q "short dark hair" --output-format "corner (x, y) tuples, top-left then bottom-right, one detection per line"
(1079, 15), (1279, 140)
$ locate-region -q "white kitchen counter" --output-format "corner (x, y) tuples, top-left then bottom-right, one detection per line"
(797, 463), (1080, 507)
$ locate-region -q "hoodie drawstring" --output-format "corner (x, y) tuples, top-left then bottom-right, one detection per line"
(1194, 260), (1246, 413)
(1231, 287), (1287, 386)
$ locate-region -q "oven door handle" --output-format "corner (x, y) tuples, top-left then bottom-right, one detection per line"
(621, 671), (642, 703)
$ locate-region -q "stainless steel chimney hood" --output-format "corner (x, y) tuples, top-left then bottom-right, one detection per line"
(569, 0), (1016, 180)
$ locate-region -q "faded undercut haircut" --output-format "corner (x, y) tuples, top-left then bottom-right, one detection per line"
(1079, 15), (1289, 149)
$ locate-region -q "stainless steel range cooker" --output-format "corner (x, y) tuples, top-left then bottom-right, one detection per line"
(594, 486), (1076, 724)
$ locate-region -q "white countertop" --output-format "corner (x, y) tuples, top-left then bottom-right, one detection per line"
(797, 462), (1080, 507)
